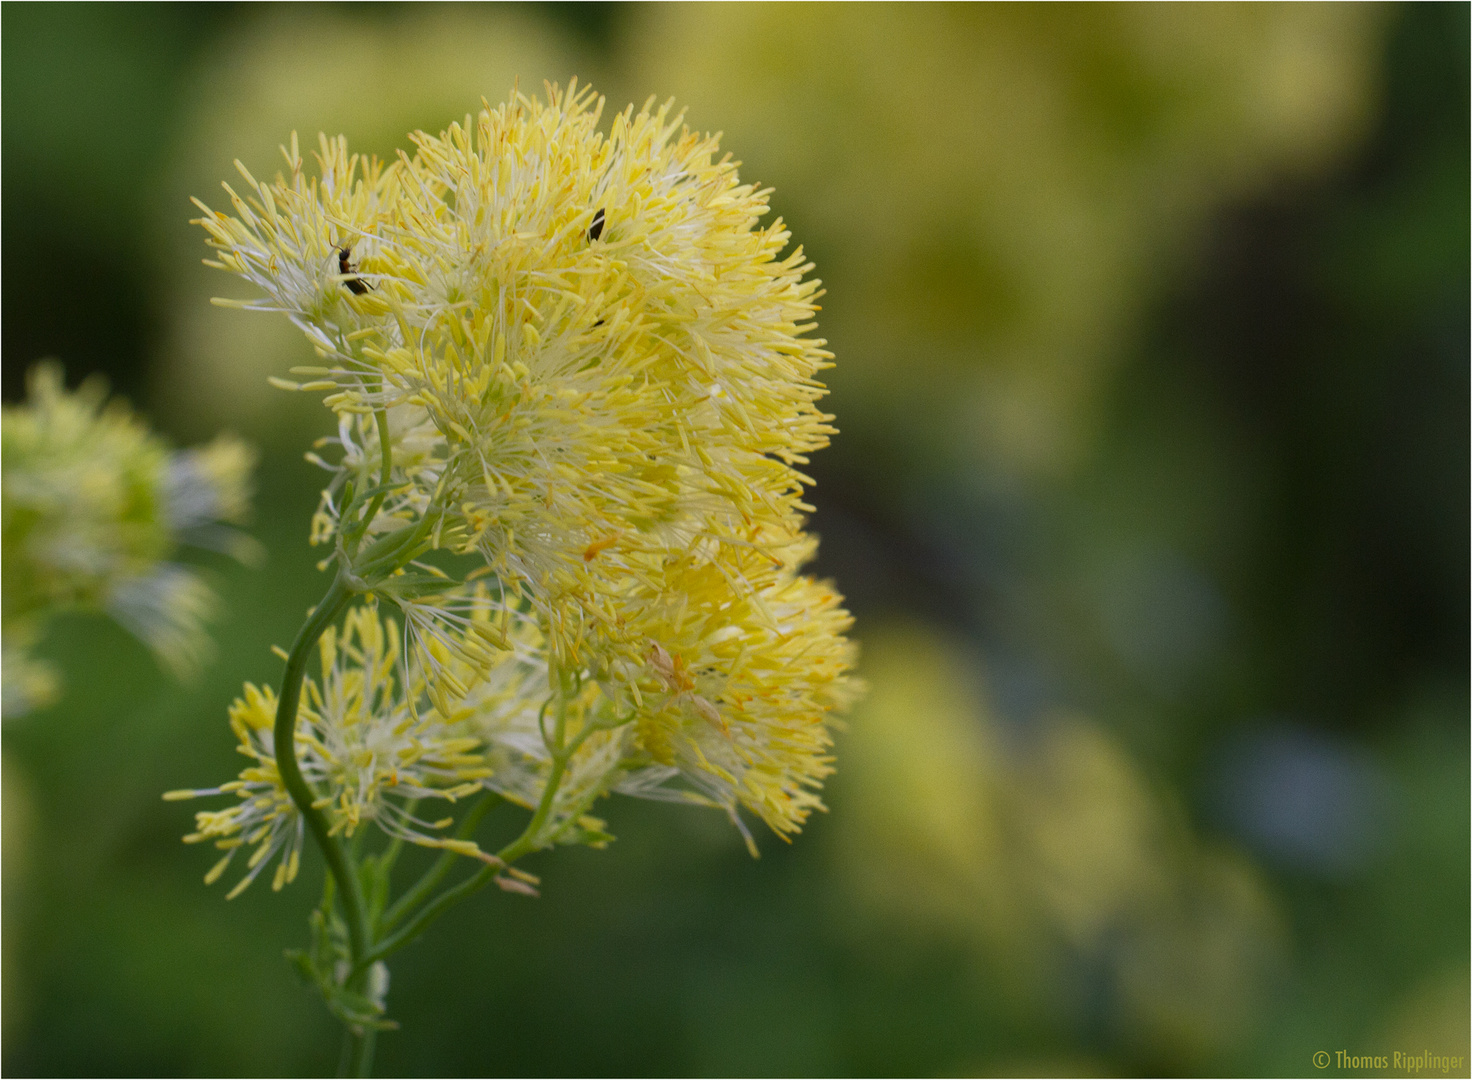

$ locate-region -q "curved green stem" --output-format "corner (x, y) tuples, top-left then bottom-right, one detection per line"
(290, 409), (405, 1079)
(275, 574), (365, 961)
(278, 574), (386, 1078)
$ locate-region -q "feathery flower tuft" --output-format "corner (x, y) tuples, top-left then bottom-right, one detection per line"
(195, 82), (834, 664)
(191, 83), (860, 854)
(2, 362), (257, 713)
(168, 600), (503, 896)
(618, 541), (860, 849)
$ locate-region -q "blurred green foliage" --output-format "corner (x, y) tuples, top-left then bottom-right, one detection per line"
(2, 4), (1466, 1077)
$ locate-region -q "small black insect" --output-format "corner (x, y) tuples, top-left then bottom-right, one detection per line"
(588, 208), (606, 242)
(338, 245), (371, 296)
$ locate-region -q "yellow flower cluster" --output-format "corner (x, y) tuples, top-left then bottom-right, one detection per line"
(191, 82), (857, 853)
(2, 362), (256, 715)
(167, 602), (502, 897)
(616, 537), (859, 849)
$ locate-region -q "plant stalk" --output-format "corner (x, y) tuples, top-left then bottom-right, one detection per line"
(357, 713), (595, 971)
(274, 574), (364, 958)
(272, 572), (381, 1076)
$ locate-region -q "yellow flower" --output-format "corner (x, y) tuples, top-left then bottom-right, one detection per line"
(167, 682), (302, 899)
(617, 539), (860, 850)
(191, 84), (863, 857)
(2, 362), (256, 712)
(445, 540), (859, 854)
(167, 601), (500, 897)
(194, 82), (835, 672)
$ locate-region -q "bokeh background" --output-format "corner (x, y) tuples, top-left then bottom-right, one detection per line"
(3, 4), (1467, 1076)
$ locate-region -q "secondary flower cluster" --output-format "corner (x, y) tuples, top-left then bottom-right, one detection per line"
(167, 601), (500, 897)
(2, 362), (257, 716)
(181, 82), (858, 889)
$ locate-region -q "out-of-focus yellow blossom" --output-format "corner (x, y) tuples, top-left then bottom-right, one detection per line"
(1372, 966), (1472, 1074)
(194, 83), (835, 676)
(1, 363), (257, 714)
(624, 5), (1384, 476)
(167, 601), (499, 898)
(836, 622), (1283, 1068)
(1, 634), (60, 721)
(830, 622), (1015, 942)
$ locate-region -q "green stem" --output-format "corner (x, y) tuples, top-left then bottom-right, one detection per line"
(378, 791), (501, 935)
(301, 405), (401, 1080)
(274, 574), (365, 960)
(363, 861), (499, 968)
(494, 752), (573, 868)
(274, 573), (385, 1080)
(358, 722), (594, 970)
(373, 408), (393, 490)
(353, 508), (439, 582)
(348, 409), (395, 556)
(348, 1027), (377, 1078)
(337, 1027), (354, 1077)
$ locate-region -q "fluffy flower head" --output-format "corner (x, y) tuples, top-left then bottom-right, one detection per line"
(167, 601), (500, 896)
(188, 84), (862, 856)
(2, 362), (256, 713)
(195, 82), (834, 669)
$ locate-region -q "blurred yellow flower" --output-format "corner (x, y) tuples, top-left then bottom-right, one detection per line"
(1, 362), (257, 714)
(624, 4), (1384, 476)
(837, 622), (1284, 1067)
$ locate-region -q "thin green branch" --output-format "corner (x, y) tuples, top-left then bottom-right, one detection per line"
(353, 507), (441, 582)
(349, 408), (395, 555)
(349, 1027), (377, 1079)
(361, 861), (499, 969)
(273, 574), (364, 959)
(377, 791), (502, 936)
(357, 720), (598, 971)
